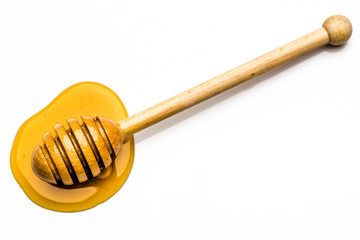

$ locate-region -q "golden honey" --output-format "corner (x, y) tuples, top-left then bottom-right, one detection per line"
(10, 82), (134, 212)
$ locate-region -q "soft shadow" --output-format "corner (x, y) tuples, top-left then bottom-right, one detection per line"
(135, 44), (347, 144)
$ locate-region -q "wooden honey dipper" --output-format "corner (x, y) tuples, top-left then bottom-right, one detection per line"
(32, 15), (352, 185)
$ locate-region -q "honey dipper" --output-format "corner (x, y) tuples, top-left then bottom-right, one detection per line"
(32, 15), (352, 185)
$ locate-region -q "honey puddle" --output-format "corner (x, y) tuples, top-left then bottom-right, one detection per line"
(10, 82), (134, 212)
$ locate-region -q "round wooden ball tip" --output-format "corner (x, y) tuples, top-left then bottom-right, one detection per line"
(323, 15), (352, 46)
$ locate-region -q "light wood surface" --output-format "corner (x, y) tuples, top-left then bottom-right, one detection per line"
(42, 132), (74, 185)
(82, 116), (112, 169)
(32, 117), (123, 185)
(31, 15), (352, 185)
(67, 118), (101, 178)
(54, 123), (88, 183)
(118, 15), (352, 140)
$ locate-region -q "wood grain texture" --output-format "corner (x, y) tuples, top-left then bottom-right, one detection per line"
(43, 132), (73, 185)
(67, 119), (101, 178)
(98, 116), (122, 156)
(323, 15), (352, 46)
(118, 27), (331, 138)
(118, 15), (352, 139)
(32, 117), (123, 185)
(31, 15), (352, 186)
(82, 116), (112, 169)
(54, 124), (88, 183)
(31, 145), (57, 184)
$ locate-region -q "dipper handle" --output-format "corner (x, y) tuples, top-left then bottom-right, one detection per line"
(118, 15), (352, 139)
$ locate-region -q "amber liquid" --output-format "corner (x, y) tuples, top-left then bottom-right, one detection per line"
(10, 82), (134, 212)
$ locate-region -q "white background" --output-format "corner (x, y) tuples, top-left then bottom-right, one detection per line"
(1, 0), (359, 239)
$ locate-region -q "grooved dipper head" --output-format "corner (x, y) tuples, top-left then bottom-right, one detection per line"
(31, 116), (122, 185)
